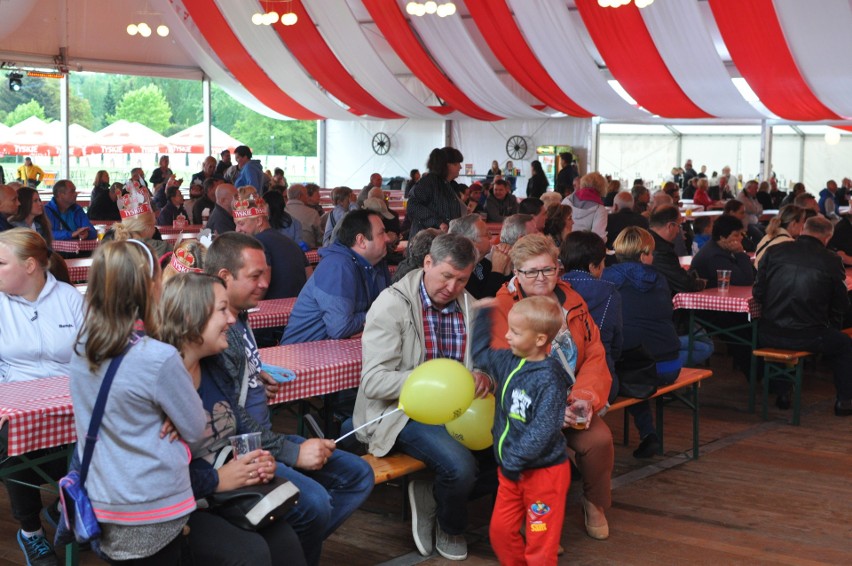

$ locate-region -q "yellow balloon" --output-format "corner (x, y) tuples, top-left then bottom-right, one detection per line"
(399, 359), (475, 425)
(445, 394), (495, 451)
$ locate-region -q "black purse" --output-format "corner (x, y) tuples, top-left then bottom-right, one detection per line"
(615, 345), (659, 399)
(207, 477), (300, 531)
(204, 446), (299, 531)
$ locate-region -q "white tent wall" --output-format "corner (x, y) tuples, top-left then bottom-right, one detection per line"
(800, 136), (852, 192)
(323, 117), (592, 191)
(450, 118), (593, 191)
(324, 119), (444, 189)
(599, 135), (679, 188)
(770, 135), (804, 190)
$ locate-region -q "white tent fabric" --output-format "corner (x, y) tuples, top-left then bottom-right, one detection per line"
(406, 8), (548, 119)
(773, 0), (852, 119)
(509, 0), (645, 121)
(213, 0), (352, 119)
(304, 0), (441, 119)
(3, 0), (852, 124)
(639, 0), (763, 119)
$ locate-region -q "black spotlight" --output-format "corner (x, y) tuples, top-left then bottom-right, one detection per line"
(9, 72), (23, 92)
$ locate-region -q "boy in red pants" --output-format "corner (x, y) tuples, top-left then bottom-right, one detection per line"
(473, 296), (572, 565)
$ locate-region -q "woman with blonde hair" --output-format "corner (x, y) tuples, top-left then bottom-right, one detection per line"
(562, 172), (608, 240)
(755, 204), (806, 266)
(490, 233), (614, 541)
(112, 210), (170, 257)
(0, 228), (83, 565)
(602, 227), (712, 457)
(158, 273), (306, 565)
(69, 240), (206, 563)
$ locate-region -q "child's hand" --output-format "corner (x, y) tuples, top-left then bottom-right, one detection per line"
(472, 371), (493, 398)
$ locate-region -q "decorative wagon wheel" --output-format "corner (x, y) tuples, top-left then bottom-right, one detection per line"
(505, 135), (528, 160)
(372, 132), (391, 155)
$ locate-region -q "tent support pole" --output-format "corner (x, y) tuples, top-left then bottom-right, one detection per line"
(60, 74), (70, 179)
(318, 119), (327, 188)
(759, 119), (772, 181)
(589, 117), (600, 175)
(202, 76), (212, 157)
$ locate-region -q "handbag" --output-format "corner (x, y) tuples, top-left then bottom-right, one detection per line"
(615, 344), (659, 399)
(207, 476), (300, 531)
(55, 345), (131, 555)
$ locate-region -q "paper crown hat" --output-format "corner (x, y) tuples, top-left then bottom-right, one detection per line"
(119, 181), (153, 219)
(232, 196), (267, 219)
(169, 245), (203, 273)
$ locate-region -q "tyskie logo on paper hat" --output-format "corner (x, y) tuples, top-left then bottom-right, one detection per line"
(170, 247), (202, 273)
(232, 196), (267, 219)
(119, 183), (152, 219)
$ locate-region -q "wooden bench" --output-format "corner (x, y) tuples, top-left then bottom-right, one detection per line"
(752, 348), (812, 426)
(362, 452), (426, 518)
(605, 367), (713, 460)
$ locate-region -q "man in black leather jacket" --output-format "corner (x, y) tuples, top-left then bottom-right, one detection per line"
(753, 216), (852, 416)
(649, 205), (702, 296)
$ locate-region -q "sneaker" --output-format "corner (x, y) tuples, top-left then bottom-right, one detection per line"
(435, 523), (467, 561)
(835, 399), (852, 416)
(408, 480), (437, 556)
(16, 530), (58, 566)
(633, 433), (661, 459)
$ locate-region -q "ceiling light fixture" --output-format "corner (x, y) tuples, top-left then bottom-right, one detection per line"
(252, 0), (298, 26)
(8, 72), (23, 92)
(598, 0), (655, 8)
(127, 18), (169, 38)
(406, 2), (456, 17)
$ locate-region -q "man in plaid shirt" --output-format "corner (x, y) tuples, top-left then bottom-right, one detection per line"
(354, 234), (496, 561)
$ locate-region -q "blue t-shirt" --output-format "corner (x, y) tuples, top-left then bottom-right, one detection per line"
(235, 319), (272, 430)
(194, 366), (237, 462)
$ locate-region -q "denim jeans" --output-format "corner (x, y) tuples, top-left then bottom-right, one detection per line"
(679, 334), (714, 366)
(274, 436), (373, 566)
(394, 420), (497, 535)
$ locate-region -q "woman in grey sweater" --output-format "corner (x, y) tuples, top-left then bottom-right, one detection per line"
(70, 240), (207, 564)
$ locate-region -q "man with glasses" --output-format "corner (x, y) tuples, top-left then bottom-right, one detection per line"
(44, 180), (95, 241)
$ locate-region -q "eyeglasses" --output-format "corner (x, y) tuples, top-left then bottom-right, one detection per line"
(516, 267), (558, 279)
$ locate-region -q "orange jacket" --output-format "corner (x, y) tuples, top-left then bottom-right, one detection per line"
(490, 278), (612, 412)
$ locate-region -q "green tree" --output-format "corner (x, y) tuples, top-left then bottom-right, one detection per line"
(110, 84), (172, 133)
(4, 100), (46, 126)
(231, 117), (317, 156)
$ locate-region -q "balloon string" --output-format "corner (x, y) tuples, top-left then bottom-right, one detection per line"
(335, 407), (402, 444)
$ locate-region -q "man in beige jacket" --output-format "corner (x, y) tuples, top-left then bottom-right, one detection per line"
(354, 233), (494, 561)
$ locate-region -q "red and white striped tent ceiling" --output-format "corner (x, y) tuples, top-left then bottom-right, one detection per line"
(2, 0), (852, 123)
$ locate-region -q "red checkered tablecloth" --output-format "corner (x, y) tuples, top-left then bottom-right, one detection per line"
(156, 224), (204, 235)
(66, 258), (93, 283)
(248, 298), (296, 329)
(486, 222), (502, 235)
(672, 285), (761, 319)
(52, 239), (99, 254)
(260, 339), (362, 404)
(305, 250), (320, 265)
(0, 376), (75, 456)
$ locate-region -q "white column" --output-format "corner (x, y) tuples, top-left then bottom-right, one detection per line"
(589, 117), (600, 174)
(759, 119), (773, 181)
(318, 120), (326, 187)
(59, 74), (70, 179)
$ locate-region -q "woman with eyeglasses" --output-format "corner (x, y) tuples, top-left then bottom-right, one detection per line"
(489, 233), (614, 542)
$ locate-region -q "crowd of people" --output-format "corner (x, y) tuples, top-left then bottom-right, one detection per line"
(1, 148), (851, 566)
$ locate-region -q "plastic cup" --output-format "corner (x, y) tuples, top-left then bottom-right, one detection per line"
(717, 269), (732, 293)
(569, 390), (594, 430)
(229, 432), (262, 459)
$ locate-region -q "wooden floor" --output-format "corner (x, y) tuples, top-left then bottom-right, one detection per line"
(1, 349), (850, 565)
